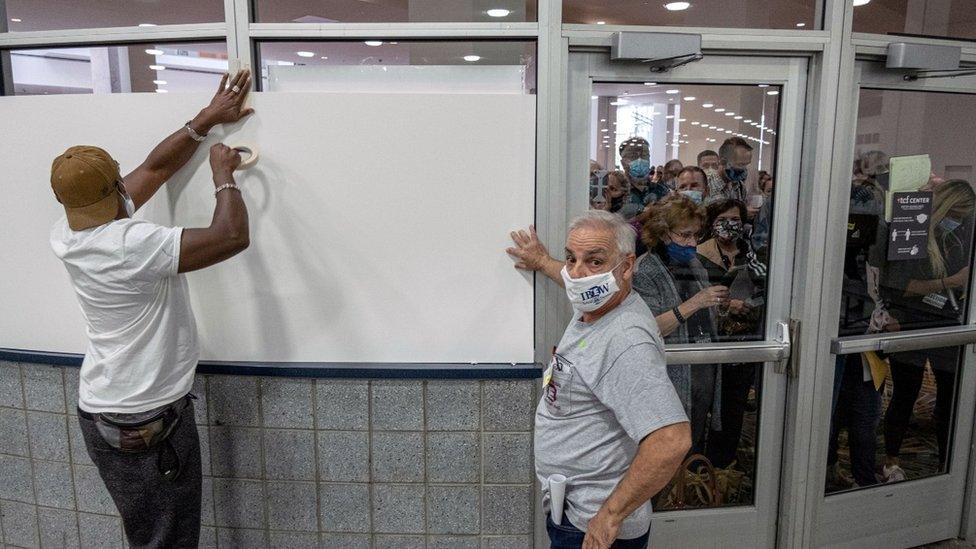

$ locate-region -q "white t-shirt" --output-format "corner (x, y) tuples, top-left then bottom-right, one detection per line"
(50, 217), (199, 413)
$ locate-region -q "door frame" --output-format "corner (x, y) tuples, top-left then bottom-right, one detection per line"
(808, 59), (976, 549)
(564, 50), (808, 548)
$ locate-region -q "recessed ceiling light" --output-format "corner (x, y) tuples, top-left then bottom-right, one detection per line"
(601, 128), (609, 132)
(796, 22), (806, 27)
(725, 112), (734, 116)
(10, 18), (22, 22)
(644, 82), (657, 86)
(277, 60), (295, 66)
(664, 2), (691, 11)
(145, 49), (164, 56)
(320, 56), (328, 60)
(702, 103), (713, 108)
(758, 84), (769, 88)
(155, 89), (168, 93)
(463, 55), (481, 62)
(666, 115), (674, 119)
(666, 89), (680, 94)
(138, 23), (156, 27)
(149, 65), (165, 70)
(767, 90), (780, 95)
(600, 118), (606, 122)
(853, 0), (870, 6)
(734, 115), (743, 119)
(725, 130), (732, 133)
(153, 79), (167, 85)
(596, 21), (606, 24)
(745, 119), (753, 123)
(683, 96), (696, 101)
(487, 8), (511, 17)
(691, 121), (700, 125)
(718, 127), (725, 131)
(297, 51), (315, 57)
(678, 118), (686, 122)
(715, 108), (725, 112)
(365, 40), (383, 47)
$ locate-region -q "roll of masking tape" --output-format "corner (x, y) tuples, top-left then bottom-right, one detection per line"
(231, 144), (259, 170)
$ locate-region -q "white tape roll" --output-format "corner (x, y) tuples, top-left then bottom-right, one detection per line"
(231, 144), (259, 170)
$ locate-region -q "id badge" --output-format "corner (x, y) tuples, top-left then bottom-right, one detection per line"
(923, 292), (948, 309)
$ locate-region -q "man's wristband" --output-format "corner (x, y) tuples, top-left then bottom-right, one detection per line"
(214, 183), (240, 196)
(672, 306), (687, 325)
(185, 121), (208, 142)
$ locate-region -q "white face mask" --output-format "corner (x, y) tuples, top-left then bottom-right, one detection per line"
(560, 262), (622, 313)
(119, 189), (135, 217)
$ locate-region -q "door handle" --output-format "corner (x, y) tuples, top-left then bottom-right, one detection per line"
(773, 320), (799, 377)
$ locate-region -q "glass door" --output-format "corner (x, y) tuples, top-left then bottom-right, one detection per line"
(566, 51), (807, 548)
(814, 60), (976, 548)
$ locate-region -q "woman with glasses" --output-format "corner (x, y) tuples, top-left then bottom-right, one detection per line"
(632, 194), (729, 453)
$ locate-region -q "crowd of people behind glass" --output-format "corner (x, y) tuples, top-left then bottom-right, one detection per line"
(829, 150), (975, 492)
(587, 135), (774, 477)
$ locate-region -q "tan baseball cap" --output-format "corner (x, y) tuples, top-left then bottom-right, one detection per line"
(51, 146), (122, 231)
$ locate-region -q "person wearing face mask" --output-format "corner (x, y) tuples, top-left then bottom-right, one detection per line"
(619, 137), (670, 207)
(697, 149), (722, 203)
(880, 179), (976, 483)
(632, 195), (728, 453)
(673, 166), (709, 205)
(509, 211), (691, 549)
(48, 71), (255, 548)
(709, 138), (752, 205)
(662, 159), (684, 190)
(696, 199), (767, 469)
(750, 170), (775, 256)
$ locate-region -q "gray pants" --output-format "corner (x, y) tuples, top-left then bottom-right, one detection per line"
(79, 398), (202, 549)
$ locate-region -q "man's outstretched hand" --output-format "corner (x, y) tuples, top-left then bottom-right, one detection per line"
(195, 70), (255, 131)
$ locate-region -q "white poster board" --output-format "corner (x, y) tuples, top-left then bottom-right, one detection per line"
(0, 92), (535, 364)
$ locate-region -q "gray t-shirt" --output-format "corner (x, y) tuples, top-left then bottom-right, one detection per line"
(534, 291), (688, 539)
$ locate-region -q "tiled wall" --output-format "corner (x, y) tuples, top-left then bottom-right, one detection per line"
(0, 361), (539, 548)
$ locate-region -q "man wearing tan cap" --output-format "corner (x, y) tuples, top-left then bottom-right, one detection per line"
(49, 70), (254, 548)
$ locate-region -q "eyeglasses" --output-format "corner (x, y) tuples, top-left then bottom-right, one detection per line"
(669, 230), (699, 242)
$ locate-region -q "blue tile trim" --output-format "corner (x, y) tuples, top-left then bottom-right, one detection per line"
(0, 348), (542, 380)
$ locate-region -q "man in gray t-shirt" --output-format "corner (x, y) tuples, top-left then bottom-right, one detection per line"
(509, 210), (690, 548)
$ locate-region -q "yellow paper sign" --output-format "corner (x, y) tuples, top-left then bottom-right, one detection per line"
(886, 154), (931, 220)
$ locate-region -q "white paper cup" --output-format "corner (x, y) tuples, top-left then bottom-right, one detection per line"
(548, 474), (567, 525)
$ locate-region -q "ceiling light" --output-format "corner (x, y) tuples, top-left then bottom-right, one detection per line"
(725, 112), (734, 116)
(644, 82), (657, 86)
(691, 121), (700, 125)
(145, 49), (164, 56)
(725, 130), (732, 133)
(365, 40), (383, 47)
(734, 115), (743, 119)
(10, 18), (22, 22)
(796, 22), (806, 27)
(138, 23), (156, 27)
(678, 118), (686, 121)
(744, 119), (752, 123)
(320, 56), (329, 60)
(666, 89), (680, 94)
(767, 90), (779, 95)
(853, 0), (870, 5)
(153, 79), (167, 85)
(296, 51), (315, 58)
(155, 89), (168, 93)
(715, 108), (725, 112)
(596, 21), (606, 24)
(665, 2), (691, 11)
(277, 60), (295, 66)
(666, 115), (674, 119)
(463, 55), (481, 62)
(487, 8), (511, 17)
(683, 96), (696, 101)
(702, 103), (713, 108)
(600, 118), (606, 122)
(758, 84), (769, 88)
(149, 65), (165, 70)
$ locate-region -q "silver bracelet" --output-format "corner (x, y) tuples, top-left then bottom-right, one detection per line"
(185, 121), (207, 142)
(214, 183), (240, 196)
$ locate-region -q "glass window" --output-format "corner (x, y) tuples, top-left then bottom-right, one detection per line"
(3, 1), (224, 31)
(852, 0), (976, 41)
(837, 89), (976, 337)
(254, 0), (537, 23)
(5, 42), (228, 96)
(563, 0), (815, 30)
(256, 40), (536, 94)
(826, 345), (962, 493)
(590, 82), (779, 346)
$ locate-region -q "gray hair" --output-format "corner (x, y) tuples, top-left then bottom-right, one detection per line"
(567, 210), (636, 256)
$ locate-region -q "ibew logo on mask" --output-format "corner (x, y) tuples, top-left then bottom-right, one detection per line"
(580, 284), (611, 301)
